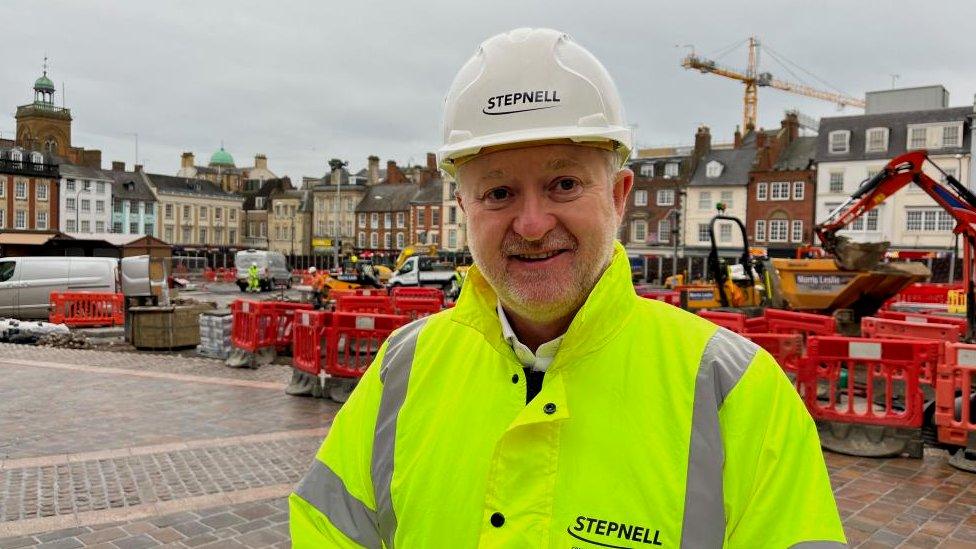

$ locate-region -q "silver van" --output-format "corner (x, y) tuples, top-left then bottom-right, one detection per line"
(234, 250), (291, 292)
(0, 257), (117, 319)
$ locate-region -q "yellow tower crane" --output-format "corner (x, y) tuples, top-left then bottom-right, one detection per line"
(681, 37), (865, 131)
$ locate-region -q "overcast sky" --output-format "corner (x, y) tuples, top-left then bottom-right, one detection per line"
(3, 1), (975, 180)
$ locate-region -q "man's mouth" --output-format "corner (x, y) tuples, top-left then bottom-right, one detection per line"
(510, 249), (569, 262)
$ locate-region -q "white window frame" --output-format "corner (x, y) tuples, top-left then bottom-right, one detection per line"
(697, 223), (710, 243)
(30, 152), (42, 164)
(768, 219), (788, 242)
(370, 232), (379, 248)
(396, 232), (405, 248)
(639, 164), (654, 178)
(697, 191), (711, 211)
(942, 123), (963, 148)
(396, 212), (405, 228)
(371, 213), (379, 229)
(14, 181), (26, 199)
(719, 223), (732, 243)
(791, 220), (803, 243)
(828, 172), (844, 193)
(657, 218), (670, 243)
(756, 182), (768, 201)
(720, 191), (733, 209)
(36, 183), (47, 201)
(36, 211), (48, 230)
(66, 197), (76, 211)
(0, 209), (5, 228)
(706, 161), (723, 178)
(634, 190), (648, 207)
(755, 219), (766, 241)
(664, 163), (679, 177)
(865, 127), (889, 153)
(656, 189), (674, 206)
(771, 182), (790, 201)
(792, 181), (805, 201)
(66, 179), (75, 192)
(631, 220), (647, 243)
(828, 130), (850, 154)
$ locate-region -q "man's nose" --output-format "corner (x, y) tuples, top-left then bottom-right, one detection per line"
(512, 193), (556, 242)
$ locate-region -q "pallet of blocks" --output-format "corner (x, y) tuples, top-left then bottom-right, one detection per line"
(197, 309), (233, 359)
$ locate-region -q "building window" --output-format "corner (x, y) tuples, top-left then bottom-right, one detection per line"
(215, 208), (222, 220)
(908, 127), (927, 149)
(199, 206), (208, 220)
(183, 206), (191, 220)
(370, 232), (378, 248)
(10, 150), (22, 167)
(83, 181), (91, 191)
(719, 223), (732, 243)
(81, 220), (90, 233)
(66, 197), (76, 211)
(15, 181), (26, 199)
(0, 209), (5, 228)
(359, 213), (366, 228)
(906, 209), (953, 232)
(384, 213), (391, 229)
(30, 152), (42, 164)
(396, 212), (405, 228)
(828, 130), (850, 154)
(165, 227), (174, 242)
(697, 223), (710, 243)
(416, 209), (424, 225)
(36, 211), (48, 230)
(66, 179), (76, 192)
(448, 229), (457, 248)
(634, 190), (647, 207)
(865, 128), (889, 153)
(755, 220), (766, 241)
(792, 181), (805, 201)
(791, 220), (803, 242)
(81, 199), (91, 212)
(114, 222), (123, 233)
(182, 227), (192, 243)
(95, 221), (104, 233)
(431, 232), (439, 245)
(665, 163), (679, 177)
(657, 218), (670, 243)
(255, 197), (265, 209)
(706, 161), (723, 178)
(384, 233), (392, 249)
(829, 172), (844, 193)
(199, 227), (207, 243)
(358, 232), (366, 248)
(720, 191), (733, 209)
(0, 184), (4, 198)
(229, 208), (235, 221)
(698, 191), (711, 211)
(639, 164), (654, 177)
(771, 182), (790, 200)
(631, 220), (646, 243)
(369, 213), (378, 229)
(114, 200), (123, 214)
(36, 183), (47, 201)
(448, 206), (457, 225)
(229, 229), (236, 243)
(656, 189), (674, 206)
(66, 218), (76, 232)
(129, 221), (138, 234)
(96, 201), (105, 213)
(850, 209), (879, 231)
(756, 182), (768, 201)
(432, 209), (440, 226)
(214, 227), (223, 243)
(768, 219), (788, 242)
(96, 182), (105, 194)
(941, 168), (958, 185)
(165, 204), (173, 219)
(943, 124), (961, 148)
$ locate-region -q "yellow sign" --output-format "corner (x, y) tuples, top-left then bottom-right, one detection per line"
(312, 238), (333, 247)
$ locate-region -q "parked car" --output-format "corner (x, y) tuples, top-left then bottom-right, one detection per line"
(234, 250), (291, 292)
(388, 256), (458, 295)
(0, 255), (152, 319)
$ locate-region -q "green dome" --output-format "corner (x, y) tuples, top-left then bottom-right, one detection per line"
(209, 147), (235, 167)
(34, 74), (55, 92)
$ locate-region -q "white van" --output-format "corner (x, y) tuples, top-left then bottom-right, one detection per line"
(234, 250), (291, 292)
(0, 257), (115, 319)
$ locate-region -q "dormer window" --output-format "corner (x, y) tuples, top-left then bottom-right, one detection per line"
(10, 150), (22, 168)
(30, 152), (43, 164)
(829, 130), (850, 154)
(664, 163), (679, 177)
(865, 128), (888, 153)
(639, 164), (654, 178)
(706, 161), (723, 178)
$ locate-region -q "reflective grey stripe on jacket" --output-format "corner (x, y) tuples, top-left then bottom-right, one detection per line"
(292, 318), (428, 549)
(294, 460), (382, 548)
(680, 328), (759, 549)
(371, 318), (429, 549)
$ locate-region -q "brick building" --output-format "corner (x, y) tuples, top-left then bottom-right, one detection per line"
(0, 146), (59, 231)
(355, 161), (415, 260)
(409, 154), (444, 249)
(747, 133), (817, 256)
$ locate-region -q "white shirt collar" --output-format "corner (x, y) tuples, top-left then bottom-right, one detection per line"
(497, 301), (564, 372)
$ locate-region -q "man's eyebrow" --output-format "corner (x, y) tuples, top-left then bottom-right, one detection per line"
(545, 157), (585, 171)
(481, 169), (507, 180)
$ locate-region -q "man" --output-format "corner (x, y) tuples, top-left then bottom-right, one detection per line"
(247, 262), (260, 293)
(291, 28), (845, 547)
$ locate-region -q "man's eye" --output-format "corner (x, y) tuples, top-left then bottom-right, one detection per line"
(485, 188), (511, 201)
(556, 178), (578, 191)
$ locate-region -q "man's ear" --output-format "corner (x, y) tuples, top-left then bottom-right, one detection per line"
(455, 186), (465, 214)
(611, 168), (634, 219)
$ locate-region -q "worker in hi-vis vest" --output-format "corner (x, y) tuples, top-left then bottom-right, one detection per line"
(290, 28), (845, 548)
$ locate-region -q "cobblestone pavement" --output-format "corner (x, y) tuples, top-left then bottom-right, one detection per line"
(1, 346), (976, 547)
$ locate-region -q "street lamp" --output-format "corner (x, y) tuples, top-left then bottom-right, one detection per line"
(73, 186), (91, 233)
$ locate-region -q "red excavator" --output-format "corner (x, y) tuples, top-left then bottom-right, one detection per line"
(815, 150), (976, 341)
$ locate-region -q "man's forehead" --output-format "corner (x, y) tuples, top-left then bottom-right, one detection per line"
(465, 147), (603, 180)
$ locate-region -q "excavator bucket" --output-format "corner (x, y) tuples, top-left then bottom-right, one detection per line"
(828, 234), (890, 271)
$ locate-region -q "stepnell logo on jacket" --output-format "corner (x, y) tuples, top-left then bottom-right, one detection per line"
(483, 90), (561, 115)
(567, 515), (664, 548)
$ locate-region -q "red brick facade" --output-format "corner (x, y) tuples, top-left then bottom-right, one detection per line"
(747, 169), (816, 253)
(1, 173), (59, 231)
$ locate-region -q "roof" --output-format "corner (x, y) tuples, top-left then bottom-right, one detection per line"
(146, 173), (240, 200)
(410, 179), (444, 205)
(357, 183), (418, 213)
(0, 232), (61, 245)
(63, 232), (146, 246)
(34, 74), (55, 92)
(816, 106), (972, 163)
(243, 178), (292, 209)
(103, 169), (157, 202)
(60, 163), (112, 181)
(209, 147), (235, 167)
(773, 136), (817, 171)
(688, 147), (756, 187)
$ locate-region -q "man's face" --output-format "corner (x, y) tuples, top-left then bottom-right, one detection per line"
(457, 144), (633, 322)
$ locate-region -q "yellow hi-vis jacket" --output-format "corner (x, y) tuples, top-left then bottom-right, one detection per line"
(290, 242), (846, 548)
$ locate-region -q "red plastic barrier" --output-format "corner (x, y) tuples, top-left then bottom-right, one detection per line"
(231, 300), (313, 353)
(764, 309), (836, 338)
(327, 312), (410, 378)
(745, 333), (803, 375)
(49, 292), (125, 327)
(292, 309), (334, 375)
(391, 286), (443, 301)
(698, 310), (749, 333)
(394, 297), (443, 319)
(935, 342), (976, 447)
(862, 317), (961, 343)
(893, 283), (963, 304)
(800, 336), (929, 428)
(877, 310), (968, 332)
(220, 269), (236, 283)
(204, 268), (217, 282)
(336, 294), (395, 314)
(638, 289), (681, 307)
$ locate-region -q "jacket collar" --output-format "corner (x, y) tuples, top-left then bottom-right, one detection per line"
(450, 241), (637, 362)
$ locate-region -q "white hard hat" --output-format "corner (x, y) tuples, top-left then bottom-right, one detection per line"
(438, 28), (633, 177)
(308, 266), (317, 274)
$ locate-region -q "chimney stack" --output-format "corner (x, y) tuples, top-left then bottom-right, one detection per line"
(426, 152), (437, 171)
(180, 152), (194, 169)
(755, 128), (767, 149)
(254, 154), (268, 170)
(782, 112), (800, 143)
(694, 125), (711, 157)
(386, 160), (406, 184)
(733, 126), (743, 149)
(330, 165), (341, 186)
(134, 164), (143, 172)
(368, 155), (380, 185)
(112, 161), (125, 171)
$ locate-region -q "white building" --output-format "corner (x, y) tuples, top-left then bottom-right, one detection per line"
(59, 164), (113, 234)
(440, 172), (467, 253)
(815, 87), (972, 251)
(683, 139), (758, 251)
